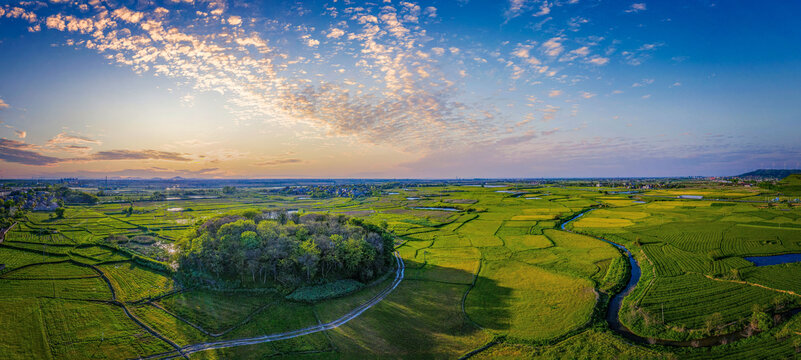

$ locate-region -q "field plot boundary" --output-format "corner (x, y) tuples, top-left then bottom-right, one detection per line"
(145, 250), (405, 359)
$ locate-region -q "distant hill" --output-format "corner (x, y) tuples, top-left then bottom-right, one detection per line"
(738, 169), (801, 179)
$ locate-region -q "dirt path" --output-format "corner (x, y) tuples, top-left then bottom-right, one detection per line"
(0, 221), (17, 243)
(146, 250), (405, 359)
(703, 274), (801, 298)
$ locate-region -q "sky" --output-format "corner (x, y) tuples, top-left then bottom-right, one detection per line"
(0, 0), (799, 179)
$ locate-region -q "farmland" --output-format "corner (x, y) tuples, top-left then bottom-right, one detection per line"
(1, 180), (801, 358)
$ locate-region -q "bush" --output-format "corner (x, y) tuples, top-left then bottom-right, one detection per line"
(286, 279), (364, 302)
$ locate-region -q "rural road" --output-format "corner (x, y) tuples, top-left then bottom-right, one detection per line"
(150, 250), (405, 359)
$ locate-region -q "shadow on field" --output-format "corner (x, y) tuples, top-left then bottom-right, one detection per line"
(330, 258), (512, 356)
(375, 258), (513, 350)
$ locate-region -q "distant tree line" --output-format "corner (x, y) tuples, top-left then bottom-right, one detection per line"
(176, 211), (395, 290)
(50, 185), (98, 204)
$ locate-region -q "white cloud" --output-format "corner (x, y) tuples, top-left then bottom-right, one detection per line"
(227, 16), (242, 26)
(548, 90), (562, 97)
(542, 37), (564, 57)
(625, 3), (646, 13)
(327, 28), (345, 39)
(581, 91), (596, 99)
(47, 133), (102, 146)
(512, 45), (532, 59)
(534, 2), (551, 16)
(506, 0), (530, 19)
(46, 15), (66, 31)
(588, 56), (609, 65)
(112, 7), (144, 23)
(15, 130), (26, 139)
(0, 98), (8, 109)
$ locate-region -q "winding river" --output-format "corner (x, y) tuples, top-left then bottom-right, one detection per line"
(560, 209), (801, 348)
(560, 210), (640, 334)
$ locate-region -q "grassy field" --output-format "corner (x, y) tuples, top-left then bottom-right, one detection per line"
(571, 193), (801, 341)
(97, 262), (177, 302)
(157, 290), (278, 334)
(2, 182), (800, 358)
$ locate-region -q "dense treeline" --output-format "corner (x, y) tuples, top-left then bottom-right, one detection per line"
(51, 185), (99, 204)
(176, 211), (395, 289)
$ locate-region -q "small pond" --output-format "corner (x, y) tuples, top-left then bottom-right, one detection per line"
(745, 253), (801, 266)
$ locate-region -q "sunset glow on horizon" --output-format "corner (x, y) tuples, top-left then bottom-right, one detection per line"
(0, 0), (799, 178)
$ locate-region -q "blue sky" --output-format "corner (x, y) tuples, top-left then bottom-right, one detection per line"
(0, 0), (799, 178)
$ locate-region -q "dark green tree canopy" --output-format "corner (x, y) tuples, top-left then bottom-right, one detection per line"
(176, 211), (395, 290)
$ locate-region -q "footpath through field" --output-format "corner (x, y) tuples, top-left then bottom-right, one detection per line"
(147, 250), (406, 359)
(0, 221), (17, 243)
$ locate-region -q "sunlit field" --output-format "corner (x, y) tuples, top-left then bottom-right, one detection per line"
(1, 180), (800, 359)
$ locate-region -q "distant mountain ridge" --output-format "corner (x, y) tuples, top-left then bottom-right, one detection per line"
(738, 169), (801, 179)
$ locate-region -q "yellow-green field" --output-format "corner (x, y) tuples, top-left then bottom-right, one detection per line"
(1, 182), (801, 359)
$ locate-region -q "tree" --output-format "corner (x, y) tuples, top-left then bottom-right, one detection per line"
(772, 294), (793, 311)
(240, 231), (260, 249)
(222, 186), (236, 194)
(296, 239), (320, 281)
(704, 312), (723, 335)
(177, 212), (393, 289)
(54, 207), (65, 219)
(750, 309), (772, 332)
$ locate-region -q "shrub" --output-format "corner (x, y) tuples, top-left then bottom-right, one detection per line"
(286, 279), (364, 302)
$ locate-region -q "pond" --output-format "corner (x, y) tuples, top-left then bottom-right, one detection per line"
(745, 253), (801, 266)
